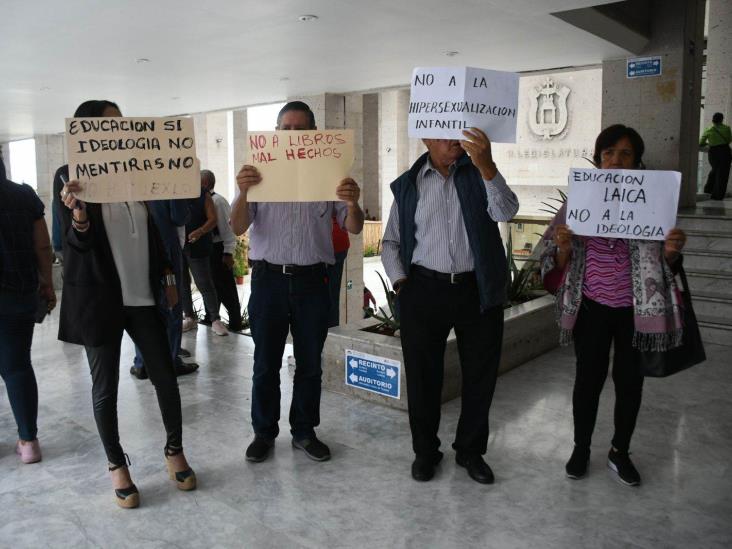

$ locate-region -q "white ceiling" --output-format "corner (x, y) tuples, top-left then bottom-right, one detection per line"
(0, 0), (628, 142)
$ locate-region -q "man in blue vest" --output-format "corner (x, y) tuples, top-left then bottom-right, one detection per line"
(382, 128), (518, 484)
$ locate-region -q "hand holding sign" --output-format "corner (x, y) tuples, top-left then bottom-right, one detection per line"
(460, 128), (497, 180)
(335, 178), (360, 207)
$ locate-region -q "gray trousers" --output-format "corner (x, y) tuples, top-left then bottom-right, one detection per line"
(182, 251), (220, 320)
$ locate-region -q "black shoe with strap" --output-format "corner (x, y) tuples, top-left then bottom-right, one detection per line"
(566, 445), (590, 479)
(607, 448), (641, 486)
(246, 436), (274, 462)
(292, 436), (331, 462)
(164, 446), (196, 491)
(411, 451), (443, 482)
(109, 454), (139, 509)
(456, 453), (495, 484)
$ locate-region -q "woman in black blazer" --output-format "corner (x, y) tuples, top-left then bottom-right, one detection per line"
(55, 100), (196, 508)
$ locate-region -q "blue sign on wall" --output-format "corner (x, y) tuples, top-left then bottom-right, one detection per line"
(345, 349), (401, 399)
(627, 56), (662, 79)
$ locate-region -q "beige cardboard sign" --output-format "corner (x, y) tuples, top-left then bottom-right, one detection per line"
(245, 130), (354, 202)
(65, 116), (200, 203)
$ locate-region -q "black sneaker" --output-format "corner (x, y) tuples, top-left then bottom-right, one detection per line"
(129, 366), (148, 380)
(566, 446), (590, 479)
(292, 436), (331, 462)
(245, 437), (274, 463)
(607, 448), (641, 486)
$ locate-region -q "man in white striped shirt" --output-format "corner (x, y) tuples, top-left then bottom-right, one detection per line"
(382, 128), (518, 484)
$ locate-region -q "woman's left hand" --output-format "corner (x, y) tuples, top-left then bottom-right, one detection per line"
(664, 228), (686, 263)
(165, 285), (179, 309)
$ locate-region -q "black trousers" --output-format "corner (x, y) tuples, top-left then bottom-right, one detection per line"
(84, 306), (183, 465)
(705, 144), (731, 200)
(210, 242), (242, 328)
(572, 298), (644, 453)
(399, 269), (504, 458)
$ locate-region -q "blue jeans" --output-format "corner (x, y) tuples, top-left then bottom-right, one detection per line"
(248, 264), (330, 440)
(0, 293), (38, 441)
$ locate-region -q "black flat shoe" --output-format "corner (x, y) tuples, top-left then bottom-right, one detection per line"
(175, 362), (199, 377)
(456, 453), (494, 484)
(178, 348), (192, 358)
(246, 436), (274, 463)
(129, 366), (148, 380)
(292, 436), (331, 462)
(411, 451), (443, 482)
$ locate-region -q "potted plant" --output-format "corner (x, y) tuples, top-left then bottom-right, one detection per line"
(233, 238), (248, 285)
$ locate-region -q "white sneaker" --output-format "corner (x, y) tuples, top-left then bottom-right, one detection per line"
(211, 319), (229, 336)
(182, 317), (197, 332)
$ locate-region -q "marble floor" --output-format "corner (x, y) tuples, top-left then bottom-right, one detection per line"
(1, 312), (731, 549)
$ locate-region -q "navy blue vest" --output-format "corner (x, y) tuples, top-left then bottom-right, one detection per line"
(390, 152), (508, 310)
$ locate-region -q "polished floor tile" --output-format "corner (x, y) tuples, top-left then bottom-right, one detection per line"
(1, 313), (731, 548)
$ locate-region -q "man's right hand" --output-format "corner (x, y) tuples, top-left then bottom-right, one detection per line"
(236, 165), (262, 194)
(393, 278), (407, 295)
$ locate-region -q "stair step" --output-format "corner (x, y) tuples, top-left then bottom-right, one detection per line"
(684, 230), (732, 253)
(685, 268), (732, 293)
(677, 213), (732, 233)
(681, 249), (732, 271)
(697, 314), (732, 346)
(690, 290), (732, 317)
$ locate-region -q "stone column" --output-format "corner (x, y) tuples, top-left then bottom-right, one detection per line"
(601, 0), (706, 207)
(230, 109), (248, 203)
(702, 0), (732, 193)
(362, 93), (380, 221)
(35, 134), (66, 230)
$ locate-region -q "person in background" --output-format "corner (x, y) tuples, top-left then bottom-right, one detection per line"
(130, 198), (199, 379)
(201, 169), (244, 332)
(363, 286), (376, 318)
(180, 184), (228, 336)
(0, 156), (55, 464)
(541, 124), (686, 487)
(382, 127), (518, 484)
(55, 100), (196, 508)
(328, 216), (350, 327)
(230, 101), (364, 463)
(699, 112), (731, 200)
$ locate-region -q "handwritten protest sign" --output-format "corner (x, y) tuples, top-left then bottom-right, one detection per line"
(566, 168), (681, 241)
(245, 130), (354, 202)
(65, 117), (200, 203)
(408, 66), (519, 142)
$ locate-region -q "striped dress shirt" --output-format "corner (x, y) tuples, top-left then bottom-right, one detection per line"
(247, 201), (348, 265)
(382, 159), (519, 284)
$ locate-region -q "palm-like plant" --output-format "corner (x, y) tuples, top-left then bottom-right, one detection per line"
(364, 271), (400, 335)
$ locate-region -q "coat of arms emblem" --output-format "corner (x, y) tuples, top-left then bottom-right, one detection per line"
(529, 78), (571, 140)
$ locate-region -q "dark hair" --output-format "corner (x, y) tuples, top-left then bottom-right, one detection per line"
(276, 101), (316, 129)
(200, 169), (215, 187)
(713, 112), (724, 124)
(592, 124), (645, 168)
(73, 100), (121, 118)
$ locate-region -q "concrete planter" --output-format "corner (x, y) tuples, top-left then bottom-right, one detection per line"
(322, 294), (559, 410)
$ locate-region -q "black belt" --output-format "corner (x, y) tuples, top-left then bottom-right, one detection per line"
(255, 260), (326, 276)
(412, 265), (476, 284)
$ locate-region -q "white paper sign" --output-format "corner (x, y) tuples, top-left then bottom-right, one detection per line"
(566, 168), (681, 241)
(408, 66), (519, 142)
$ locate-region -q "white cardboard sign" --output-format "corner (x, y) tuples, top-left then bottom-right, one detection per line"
(566, 168), (681, 241)
(408, 66), (519, 142)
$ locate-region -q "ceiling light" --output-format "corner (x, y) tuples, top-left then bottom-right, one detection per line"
(136, 58), (151, 64)
(171, 96), (180, 100)
(444, 51), (459, 57)
(39, 86), (51, 92)
(298, 14), (318, 22)
(279, 77), (290, 81)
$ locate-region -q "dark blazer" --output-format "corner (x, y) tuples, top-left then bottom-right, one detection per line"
(53, 165), (171, 346)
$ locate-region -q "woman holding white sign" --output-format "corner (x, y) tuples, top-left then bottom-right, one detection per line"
(55, 100), (196, 508)
(540, 124), (686, 487)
